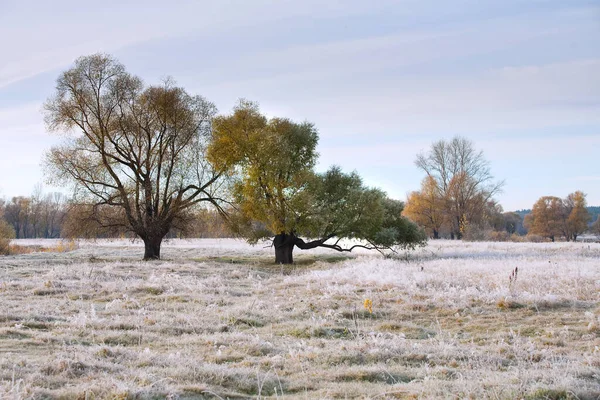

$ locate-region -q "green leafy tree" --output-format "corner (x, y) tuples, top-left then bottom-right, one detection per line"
(208, 101), (425, 263)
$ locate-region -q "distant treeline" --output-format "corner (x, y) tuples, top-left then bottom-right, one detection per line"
(514, 206), (600, 226)
(0, 193), (233, 239)
(2, 190), (599, 241)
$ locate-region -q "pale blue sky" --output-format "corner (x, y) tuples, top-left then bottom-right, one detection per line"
(1, 0), (598, 210)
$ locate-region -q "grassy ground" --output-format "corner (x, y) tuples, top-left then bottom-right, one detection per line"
(0, 239), (598, 399)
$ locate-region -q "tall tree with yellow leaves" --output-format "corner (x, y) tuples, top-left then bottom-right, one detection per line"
(403, 176), (446, 239)
(563, 191), (590, 241)
(524, 196), (563, 241)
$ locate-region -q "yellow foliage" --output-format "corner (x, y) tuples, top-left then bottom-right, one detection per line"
(403, 176), (446, 238)
(364, 299), (373, 314)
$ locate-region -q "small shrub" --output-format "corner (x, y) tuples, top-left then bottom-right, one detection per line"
(43, 240), (79, 253)
(526, 234), (545, 243)
(462, 225), (488, 241)
(8, 244), (36, 255)
(487, 231), (510, 242)
(497, 297), (525, 309)
(509, 233), (525, 242)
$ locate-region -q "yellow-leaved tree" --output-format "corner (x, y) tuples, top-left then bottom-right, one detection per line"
(525, 192), (590, 242)
(403, 176), (446, 239)
(524, 196), (563, 242)
(563, 191), (590, 241)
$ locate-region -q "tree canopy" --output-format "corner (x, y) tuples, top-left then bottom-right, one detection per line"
(44, 54), (225, 259)
(208, 101), (425, 263)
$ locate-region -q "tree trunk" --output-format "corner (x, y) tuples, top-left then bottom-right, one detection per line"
(274, 233), (295, 264)
(143, 235), (163, 260)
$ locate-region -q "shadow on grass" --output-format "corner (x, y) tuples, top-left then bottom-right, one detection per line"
(193, 254), (352, 274)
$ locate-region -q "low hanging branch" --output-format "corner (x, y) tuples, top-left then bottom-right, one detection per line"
(208, 101), (427, 264)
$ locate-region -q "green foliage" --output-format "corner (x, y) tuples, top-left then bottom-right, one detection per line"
(307, 167), (425, 249)
(208, 101), (426, 252)
(377, 198), (427, 249)
(306, 167), (380, 238)
(209, 100), (318, 239)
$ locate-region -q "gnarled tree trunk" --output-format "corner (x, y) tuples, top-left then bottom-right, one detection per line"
(273, 233), (327, 264)
(274, 233), (295, 264)
(142, 235), (164, 260)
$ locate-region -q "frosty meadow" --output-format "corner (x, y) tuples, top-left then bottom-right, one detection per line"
(0, 239), (598, 399)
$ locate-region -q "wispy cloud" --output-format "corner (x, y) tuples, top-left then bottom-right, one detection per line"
(0, 0), (598, 207)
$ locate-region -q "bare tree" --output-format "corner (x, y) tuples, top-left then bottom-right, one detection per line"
(415, 137), (503, 239)
(44, 54), (226, 259)
(42, 192), (67, 238)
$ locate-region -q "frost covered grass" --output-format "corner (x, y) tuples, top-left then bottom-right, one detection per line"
(0, 239), (599, 399)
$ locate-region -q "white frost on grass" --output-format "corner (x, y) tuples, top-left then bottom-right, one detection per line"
(294, 244), (600, 308)
(0, 239), (599, 398)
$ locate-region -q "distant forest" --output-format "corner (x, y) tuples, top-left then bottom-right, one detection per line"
(2, 191), (599, 241)
(515, 206), (600, 226)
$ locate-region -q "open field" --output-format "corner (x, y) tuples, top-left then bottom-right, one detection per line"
(0, 239), (599, 399)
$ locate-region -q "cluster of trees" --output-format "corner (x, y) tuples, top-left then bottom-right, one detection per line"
(3, 54), (597, 257)
(525, 191), (591, 242)
(401, 137), (599, 243)
(403, 137), (504, 240)
(1, 189), (67, 239)
(0, 191), (232, 241)
(35, 54), (425, 262)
